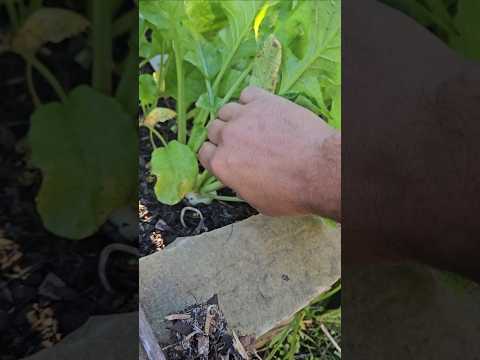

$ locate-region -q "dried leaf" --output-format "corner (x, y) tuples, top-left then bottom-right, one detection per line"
(12, 8), (89, 54)
(143, 107), (176, 128)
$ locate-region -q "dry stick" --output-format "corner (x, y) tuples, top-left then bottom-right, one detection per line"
(140, 305), (167, 360)
(319, 322), (341, 354)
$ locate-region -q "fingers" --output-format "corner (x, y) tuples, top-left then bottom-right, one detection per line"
(198, 141), (217, 173)
(207, 119), (227, 145)
(239, 85), (270, 104)
(218, 102), (243, 121)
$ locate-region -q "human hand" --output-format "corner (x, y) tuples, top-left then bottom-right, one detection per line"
(199, 86), (340, 219)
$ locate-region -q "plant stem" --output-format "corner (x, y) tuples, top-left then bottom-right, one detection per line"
(26, 55), (67, 102)
(26, 63), (41, 107)
(186, 107), (199, 121)
(115, 31), (137, 117)
(147, 126), (167, 147)
(92, 0), (112, 94)
(173, 40), (186, 144)
(200, 179), (224, 194)
(219, 61), (255, 107)
(195, 170), (210, 191)
(149, 130), (156, 149)
(5, 0), (18, 30)
(212, 35), (247, 92)
(112, 9), (136, 38)
(212, 195), (243, 203)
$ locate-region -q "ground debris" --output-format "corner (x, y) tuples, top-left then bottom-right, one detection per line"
(164, 295), (258, 360)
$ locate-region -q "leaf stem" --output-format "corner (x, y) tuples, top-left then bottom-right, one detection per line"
(5, 0), (19, 30)
(26, 55), (67, 102)
(91, 0), (112, 94)
(200, 179), (224, 194)
(173, 40), (186, 144)
(147, 126), (168, 147)
(212, 195), (243, 203)
(195, 170), (210, 191)
(26, 62), (41, 107)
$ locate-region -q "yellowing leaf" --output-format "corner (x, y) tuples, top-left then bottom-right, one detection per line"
(250, 34), (282, 93)
(12, 8), (89, 54)
(144, 107), (176, 127)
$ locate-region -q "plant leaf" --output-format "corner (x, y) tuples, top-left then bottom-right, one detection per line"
(151, 141), (198, 205)
(12, 7), (89, 54)
(277, 0), (340, 94)
(249, 34), (282, 93)
(139, 74), (158, 108)
(195, 93), (222, 114)
(450, 0), (480, 60)
(143, 107), (176, 128)
(28, 86), (137, 239)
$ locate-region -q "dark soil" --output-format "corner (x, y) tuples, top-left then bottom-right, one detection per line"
(0, 6), (137, 359)
(138, 106), (257, 257)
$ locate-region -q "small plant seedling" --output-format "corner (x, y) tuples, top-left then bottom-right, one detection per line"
(139, 0), (341, 206)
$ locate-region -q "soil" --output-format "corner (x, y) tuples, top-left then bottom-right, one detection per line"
(0, 4), (137, 359)
(138, 103), (257, 257)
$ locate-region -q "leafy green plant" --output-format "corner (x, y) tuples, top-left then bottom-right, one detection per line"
(139, 0), (341, 206)
(0, 0), (137, 239)
(261, 282), (341, 360)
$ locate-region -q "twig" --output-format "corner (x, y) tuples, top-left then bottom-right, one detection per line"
(140, 305), (167, 360)
(319, 322), (341, 354)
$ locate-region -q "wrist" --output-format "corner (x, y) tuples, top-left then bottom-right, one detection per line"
(302, 129), (341, 220)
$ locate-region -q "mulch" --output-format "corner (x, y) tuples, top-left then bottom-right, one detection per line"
(163, 295), (257, 360)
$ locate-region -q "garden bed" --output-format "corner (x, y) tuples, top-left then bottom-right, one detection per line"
(139, 113), (257, 257)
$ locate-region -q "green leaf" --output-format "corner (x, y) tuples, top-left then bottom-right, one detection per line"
(184, 34), (221, 80)
(278, 0), (340, 94)
(450, 0), (480, 60)
(185, 0), (225, 35)
(151, 141), (199, 205)
(139, 73), (158, 108)
(195, 93), (222, 114)
(213, 0), (265, 88)
(164, 62), (206, 109)
(28, 86), (137, 239)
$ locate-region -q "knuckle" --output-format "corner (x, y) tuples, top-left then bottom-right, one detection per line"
(218, 103), (233, 117)
(221, 125), (233, 141)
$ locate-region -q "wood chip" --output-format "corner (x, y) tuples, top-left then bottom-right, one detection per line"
(204, 304), (217, 335)
(164, 313), (191, 321)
